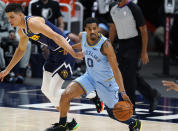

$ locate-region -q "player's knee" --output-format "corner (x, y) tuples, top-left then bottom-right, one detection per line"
(60, 91), (72, 104)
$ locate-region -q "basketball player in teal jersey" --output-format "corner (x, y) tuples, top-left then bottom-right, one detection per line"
(0, 3), (84, 130)
(53, 17), (142, 131)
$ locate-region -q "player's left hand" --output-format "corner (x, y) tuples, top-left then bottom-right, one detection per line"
(162, 80), (178, 91)
(121, 93), (133, 106)
(0, 69), (10, 82)
(141, 52), (149, 64)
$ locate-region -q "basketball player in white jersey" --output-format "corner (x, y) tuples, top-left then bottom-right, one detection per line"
(47, 17), (142, 131)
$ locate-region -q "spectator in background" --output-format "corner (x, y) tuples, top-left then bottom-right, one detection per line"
(0, 1), (7, 70)
(109, 0), (160, 113)
(0, 0), (15, 42)
(2, 0), (30, 6)
(98, 23), (109, 37)
(0, 47), (5, 70)
(79, 0), (95, 20)
(93, 0), (114, 24)
(0, 0), (31, 82)
(28, 0), (64, 31)
(91, 1), (113, 38)
(2, 0), (30, 14)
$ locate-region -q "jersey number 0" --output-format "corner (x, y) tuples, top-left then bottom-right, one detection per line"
(87, 58), (93, 67)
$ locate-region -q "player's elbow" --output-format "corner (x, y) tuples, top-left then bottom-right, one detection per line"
(17, 46), (26, 54)
(51, 33), (63, 45)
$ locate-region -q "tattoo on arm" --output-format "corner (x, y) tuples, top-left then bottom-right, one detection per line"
(101, 40), (110, 55)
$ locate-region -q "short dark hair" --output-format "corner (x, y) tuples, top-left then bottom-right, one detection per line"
(84, 17), (99, 27)
(5, 3), (23, 13)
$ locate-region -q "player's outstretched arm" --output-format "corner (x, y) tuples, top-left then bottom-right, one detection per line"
(28, 18), (83, 60)
(101, 40), (132, 104)
(64, 43), (82, 55)
(64, 32), (83, 55)
(72, 43), (82, 50)
(71, 32), (83, 50)
(0, 29), (29, 82)
(162, 80), (178, 91)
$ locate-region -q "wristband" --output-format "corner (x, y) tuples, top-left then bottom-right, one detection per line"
(120, 91), (126, 95)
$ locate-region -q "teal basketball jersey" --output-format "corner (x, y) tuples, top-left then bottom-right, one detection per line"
(81, 32), (114, 82)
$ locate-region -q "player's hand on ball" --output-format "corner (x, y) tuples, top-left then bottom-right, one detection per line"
(121, 93), (133, 106)
(0, 69), (10, 82)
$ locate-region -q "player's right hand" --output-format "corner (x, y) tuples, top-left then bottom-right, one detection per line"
(0, 69), (10, 82)
(162, 80), (178, 91)
(73, 51), (84, 60)
(121, 93), (133, 107)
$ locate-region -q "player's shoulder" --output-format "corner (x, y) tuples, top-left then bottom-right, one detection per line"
(101, 39), (112, 55)
(102, 39), (112, 50)
(28, 16), (44, 24)
(17, 28), (27, 38)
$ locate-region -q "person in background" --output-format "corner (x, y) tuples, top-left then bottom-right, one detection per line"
(28, 0), (64, 31)
(98, 23), (109, 37)
(109, 0), (161, 113)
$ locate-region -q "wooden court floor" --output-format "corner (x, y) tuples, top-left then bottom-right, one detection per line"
(0, 107), (178, 131)
(0, 83), (178, 131)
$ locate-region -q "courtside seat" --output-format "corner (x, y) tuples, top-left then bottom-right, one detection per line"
(59, 2), (84, 33)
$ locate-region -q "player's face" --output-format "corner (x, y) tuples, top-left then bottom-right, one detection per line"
(85, 23), (99, 41)
(6, 12), (22, 27)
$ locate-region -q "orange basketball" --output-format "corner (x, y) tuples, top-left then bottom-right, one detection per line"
(113, 101), (133, 121)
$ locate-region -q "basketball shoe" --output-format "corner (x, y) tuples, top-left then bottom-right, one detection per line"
(45, 118), (79, 131)
(91, 93), (104, 113)
(129, 119), (142, 131)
